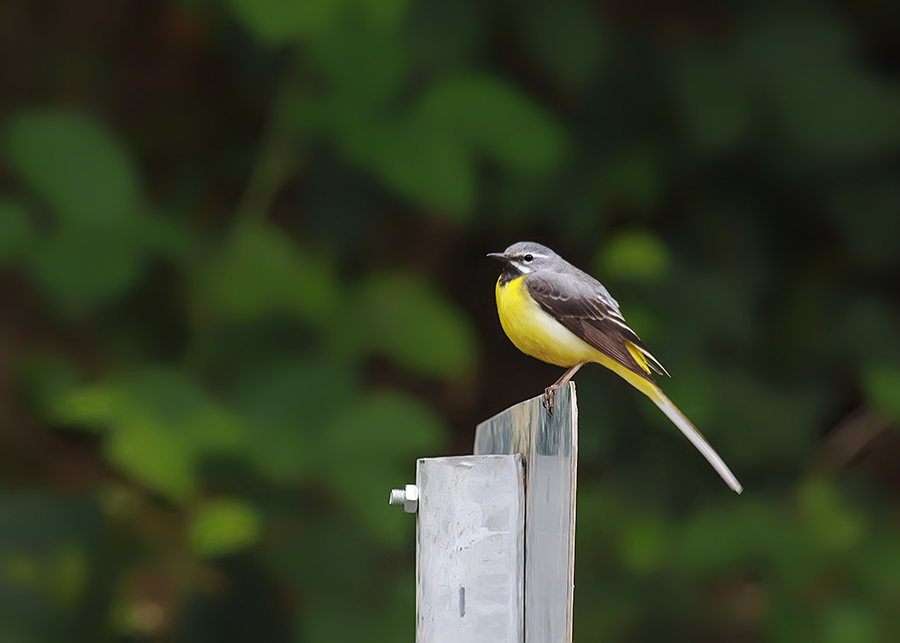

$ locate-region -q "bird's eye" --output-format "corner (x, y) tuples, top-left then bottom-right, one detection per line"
(523, 254), (534, 262)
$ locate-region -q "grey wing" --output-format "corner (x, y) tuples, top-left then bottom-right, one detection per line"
(525, 271), (669, 382)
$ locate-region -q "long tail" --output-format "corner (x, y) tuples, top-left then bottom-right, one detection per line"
(647, 386), (743, 493)
(604, 356), (743, 493)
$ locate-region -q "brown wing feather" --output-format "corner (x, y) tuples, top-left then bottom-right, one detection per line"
(525, 272), (658, 383)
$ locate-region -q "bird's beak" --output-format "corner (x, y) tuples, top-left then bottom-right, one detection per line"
(486, 252), (510, 263)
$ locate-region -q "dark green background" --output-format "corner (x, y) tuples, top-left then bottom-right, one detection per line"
(1, 0), (899, 640)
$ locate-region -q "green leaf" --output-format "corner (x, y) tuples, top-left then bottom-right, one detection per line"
(404, 0), (485, 75)
(51, 381), (120, 430)
(0, 200), (35, 267)
(338, 117), (476, 218)
(862, 364), (900, 424)
(798, 478), (865, 552)
(356, 0), (410, 31)
(206, 221), (339, 325)
(859, 539), (900, 596)
(233, 359), (359, 483)
(516, 0), (606, 90)
(189, 498), (263, 558)
(821, 602), (880, 643)
(4, 110), (139, 225)
(598, 229), (670, 282)
(738, 4), (900, 163)
(18, 352), (85, 421)
(53, 369), (247, 502)
(103, 418), (197, 501)
(308, 21), (408, 110)
(226, 0), (409, 45)
(373, 123), (474, 218)
(415, 73), (566, 173)
(3, 110), (150, 306)
(318, 390), (445, 543)
(143, 212), (194, 261)
(225, 0), (346, 44)
(311, 69), (562, 215)
(357, 271), (478, 378)
(28, 224), (144, 306)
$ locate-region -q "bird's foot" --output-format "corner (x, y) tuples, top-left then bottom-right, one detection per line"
(542, 385), (556, 415)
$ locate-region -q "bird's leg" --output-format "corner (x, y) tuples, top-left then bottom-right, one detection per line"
(543, 363), (585, 414)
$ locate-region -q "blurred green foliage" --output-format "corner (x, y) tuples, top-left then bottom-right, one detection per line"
(0, 0), (898, 640)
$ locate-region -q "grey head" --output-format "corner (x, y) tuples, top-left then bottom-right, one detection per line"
(488, 241), (618, 308)
(486, 241), (573, 276)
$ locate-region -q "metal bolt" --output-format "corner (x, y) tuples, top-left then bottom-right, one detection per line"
(388, 484), (419, 513)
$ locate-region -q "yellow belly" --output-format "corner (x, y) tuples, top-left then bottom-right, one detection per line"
(495, 275), (601, 367)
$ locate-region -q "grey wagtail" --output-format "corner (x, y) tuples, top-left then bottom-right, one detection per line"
(488, 241), (742, 493)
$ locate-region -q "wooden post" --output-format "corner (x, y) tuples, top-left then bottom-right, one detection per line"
(406, 382), (578, 643)
(474, 382), (578, 643)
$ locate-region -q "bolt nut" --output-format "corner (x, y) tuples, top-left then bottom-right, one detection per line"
(388, 484), (419, 513)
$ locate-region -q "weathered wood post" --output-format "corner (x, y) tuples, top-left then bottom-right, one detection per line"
(391, 382), (578, 643)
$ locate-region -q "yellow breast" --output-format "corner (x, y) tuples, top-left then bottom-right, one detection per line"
(495, 275), (601, 367)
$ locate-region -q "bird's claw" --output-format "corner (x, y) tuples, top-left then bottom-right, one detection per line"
(542, 385), (556, 415)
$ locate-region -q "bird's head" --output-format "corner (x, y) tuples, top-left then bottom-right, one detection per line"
(487, 241), (558, 275)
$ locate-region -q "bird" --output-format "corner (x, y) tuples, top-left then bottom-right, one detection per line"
(488, 241), (742, 493)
